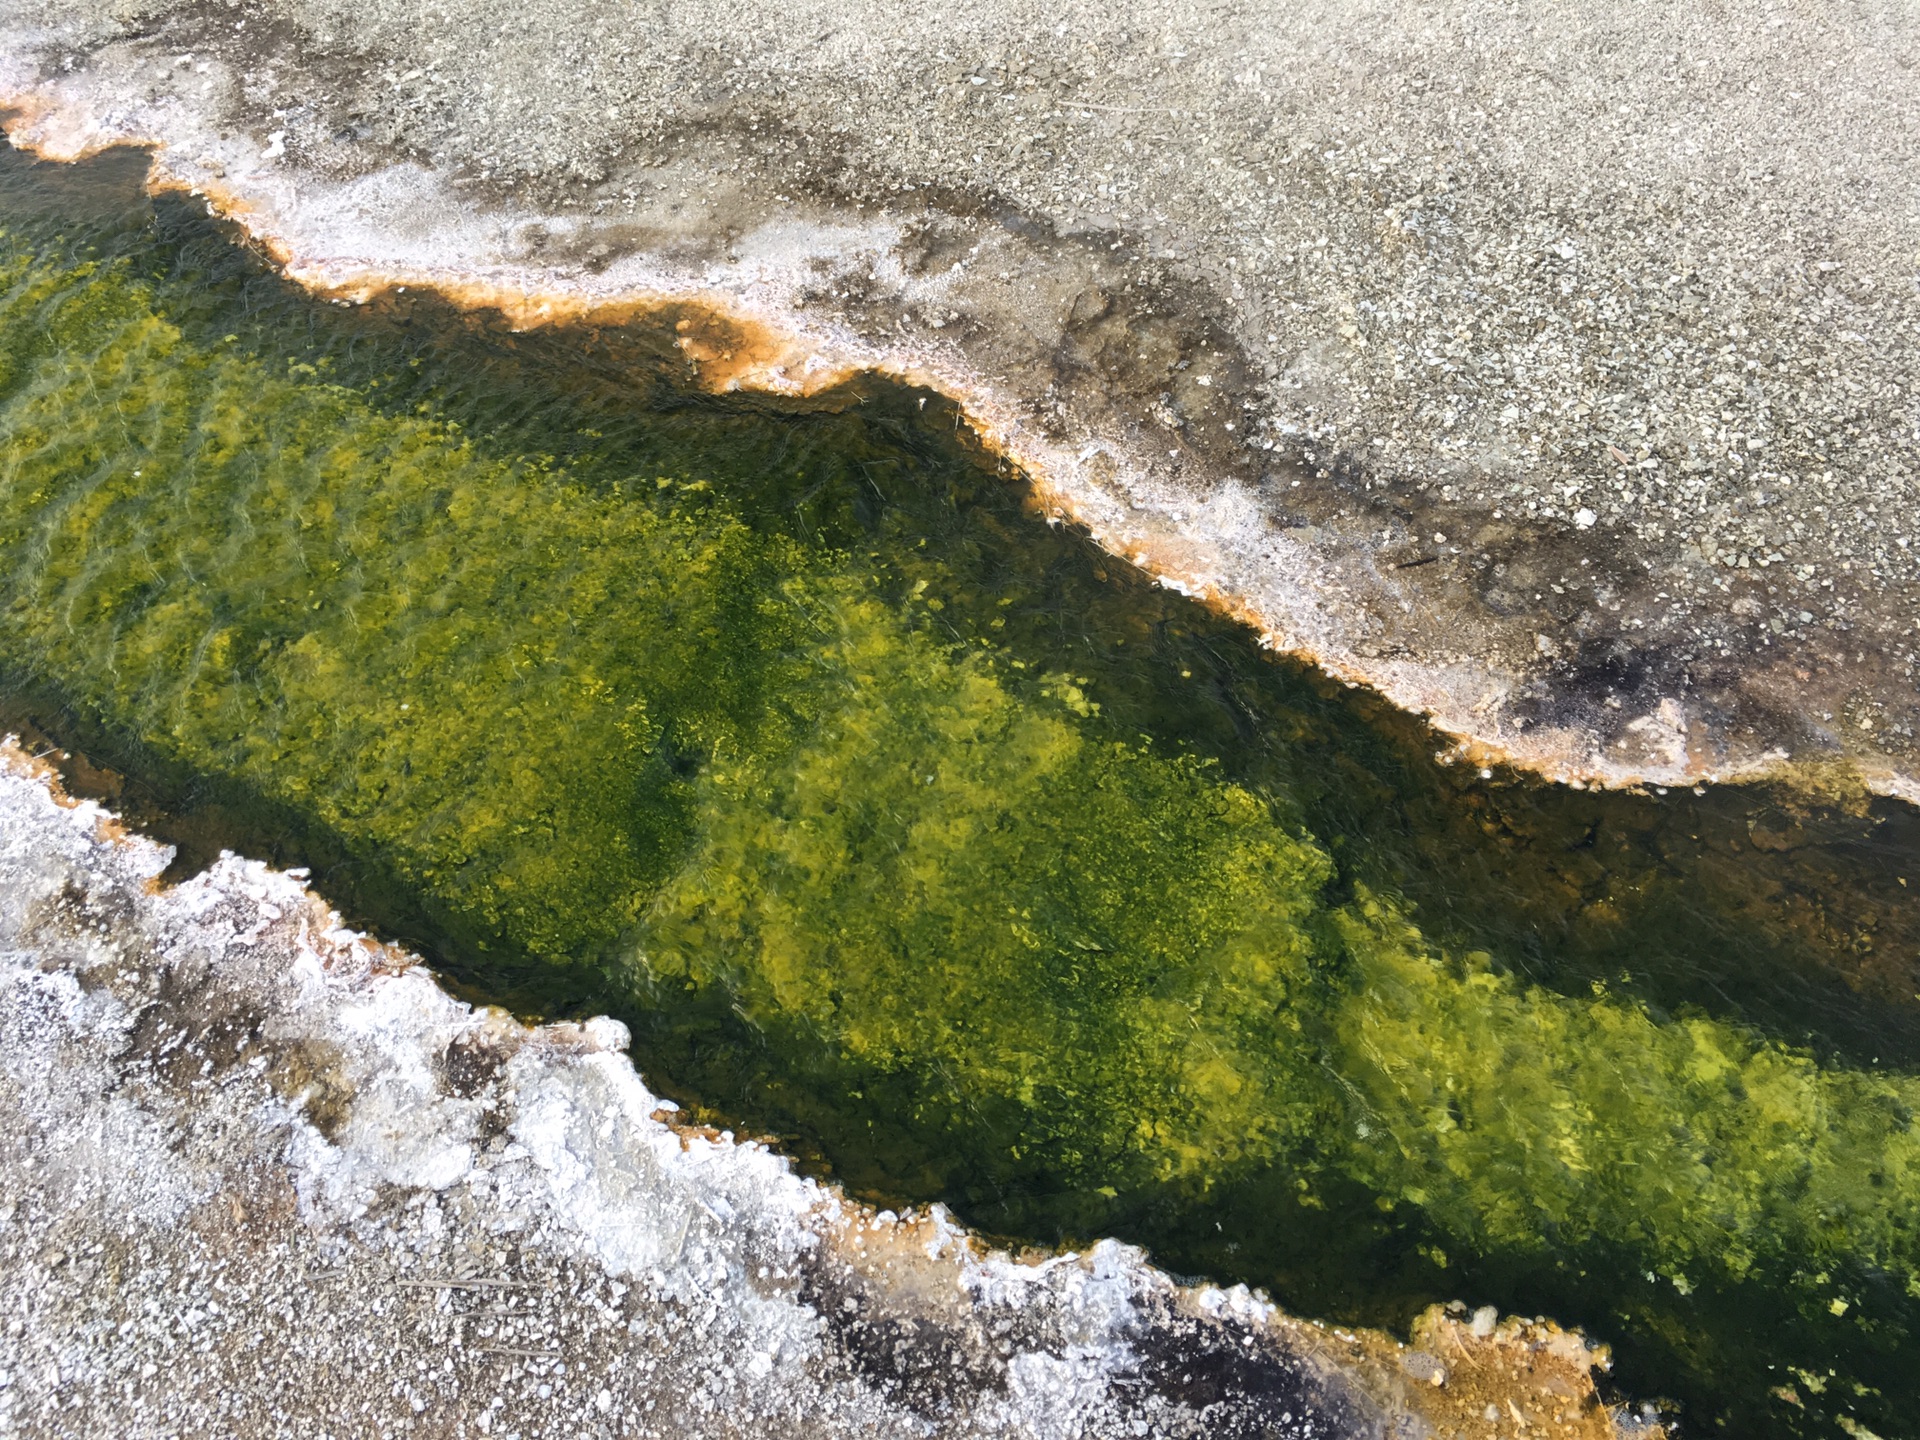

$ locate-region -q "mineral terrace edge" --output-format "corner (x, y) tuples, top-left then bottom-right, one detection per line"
(1, 65), (1910, 808)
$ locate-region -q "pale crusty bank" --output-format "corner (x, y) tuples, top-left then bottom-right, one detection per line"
(0, 742), (1657, 1439)
(2, 0), (1918, 800)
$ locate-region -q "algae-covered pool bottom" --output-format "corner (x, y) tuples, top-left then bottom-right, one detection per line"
(3, 142), (1919, 1438)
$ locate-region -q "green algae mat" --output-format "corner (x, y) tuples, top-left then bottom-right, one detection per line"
(4, 143), (1920, 1438)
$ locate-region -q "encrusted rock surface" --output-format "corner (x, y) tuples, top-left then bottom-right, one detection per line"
(2, 0), (1917, 799)
(0, 743), (1653, 1437)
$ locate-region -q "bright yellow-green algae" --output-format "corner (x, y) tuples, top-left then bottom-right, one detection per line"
(1337, 897), (1920, 1292)
(638, 603), (1334, 1180)
(3, 238), (1918, 1360)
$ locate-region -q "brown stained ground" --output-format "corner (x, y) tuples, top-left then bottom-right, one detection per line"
(807, 1206), (1661, 1440)
(1289, 1307), (1653, 1440)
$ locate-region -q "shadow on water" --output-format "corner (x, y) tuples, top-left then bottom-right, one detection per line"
(5, 139), (1920, 1437)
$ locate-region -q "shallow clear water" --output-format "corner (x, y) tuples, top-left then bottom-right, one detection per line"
(4, 142), (1919, 1437)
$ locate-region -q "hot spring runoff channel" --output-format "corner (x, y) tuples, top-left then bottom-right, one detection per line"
(4, 142), (1920, 1439)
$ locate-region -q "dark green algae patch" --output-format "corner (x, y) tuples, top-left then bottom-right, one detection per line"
(5, 143), (1920, 1437)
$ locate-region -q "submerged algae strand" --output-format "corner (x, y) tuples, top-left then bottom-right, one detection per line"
(1, 145), (1918, 1438)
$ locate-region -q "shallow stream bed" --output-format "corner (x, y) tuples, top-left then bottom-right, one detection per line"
(3, 141), (1918, 1438)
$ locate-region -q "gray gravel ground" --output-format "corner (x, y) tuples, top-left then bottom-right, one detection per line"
(5, 0), (1916, 792)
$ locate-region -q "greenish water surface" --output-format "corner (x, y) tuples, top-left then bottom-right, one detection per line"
(4, 142), (1920, 1438)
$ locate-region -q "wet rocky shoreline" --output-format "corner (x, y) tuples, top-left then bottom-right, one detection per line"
(0, 745), (1645, 1439)
(3, 0), (1917, 798)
